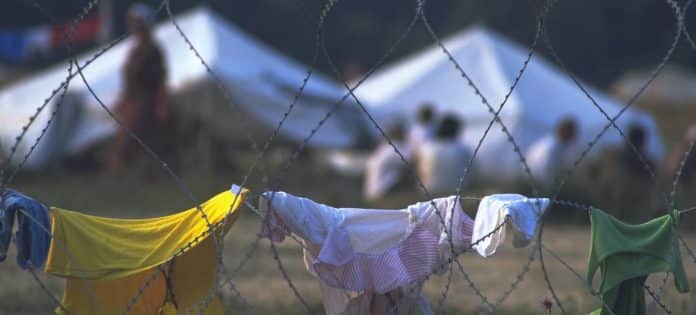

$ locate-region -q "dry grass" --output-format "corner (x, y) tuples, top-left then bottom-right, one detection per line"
(2, 150), (696, 314)
(3, 211), (696, 314)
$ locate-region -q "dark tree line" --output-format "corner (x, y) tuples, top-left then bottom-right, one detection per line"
(3, 0), (695, 87)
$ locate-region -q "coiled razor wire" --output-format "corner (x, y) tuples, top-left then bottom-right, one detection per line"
(538, 0), (687, 312)
(5, 0), (696, 314)
(5, 1), (265, 314)
(3, 0), (124, 312)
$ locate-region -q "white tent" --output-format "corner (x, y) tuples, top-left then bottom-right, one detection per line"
(0, 7), (358, 169)
(355, 26), (665, 179)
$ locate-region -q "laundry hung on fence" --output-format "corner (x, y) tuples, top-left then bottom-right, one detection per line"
(472, 194), (550, 257)
(587, 208), (689, 315)
(44, 185), (248, 315)
(0, 189), (51, 269)
(259, 191), (474, 315)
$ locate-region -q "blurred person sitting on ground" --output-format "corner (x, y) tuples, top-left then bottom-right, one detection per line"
(363, 121), (410, 200)
(666, 124), (696, 182)
(105, 3), (175, 174)
(416, 114), (472, 196)
(526, 117), (579, 187)
(408, 103), (436, 153)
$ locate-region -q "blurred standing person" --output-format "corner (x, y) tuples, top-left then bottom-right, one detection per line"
(614, 123), (658, 220)
(408, 103), (436, 154)
(417, 115), (472, 196)
(0, 145), (5, 168)
(105, 3), (172, 174)
(667, 124), (696, 182)
(619, 124), (655, 178)
(363, 122), (410, 200)
(526, 117), (579, 187)
(342, 60), (365, 89)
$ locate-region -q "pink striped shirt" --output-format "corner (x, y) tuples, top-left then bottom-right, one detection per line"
(260, 192), (474, 314)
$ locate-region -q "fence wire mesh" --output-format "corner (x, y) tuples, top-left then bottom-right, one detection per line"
(2, 0), (696, 314)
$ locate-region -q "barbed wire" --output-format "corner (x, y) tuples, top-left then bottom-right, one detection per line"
(292, 0), (530, 308)
(3, 0), (265, 313)
(25, 264), (69, 314)
(0, 0), (98, 187)
(535, 0), (686, 312)
(3, 0), (120, 313)
(540, 244), (618, 315)
(3, 0), (696, 314)
(16, 208), (101, 314)
(417, 0), (558, 309)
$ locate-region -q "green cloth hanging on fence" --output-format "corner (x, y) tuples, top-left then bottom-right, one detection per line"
(587, 208), (689, 315)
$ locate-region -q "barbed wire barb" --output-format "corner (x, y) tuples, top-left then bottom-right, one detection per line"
(4, 0), (696, 313)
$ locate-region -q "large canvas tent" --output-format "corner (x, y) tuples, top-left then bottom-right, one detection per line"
(356, 26), (665, 179)
(0, 7), (359, 170)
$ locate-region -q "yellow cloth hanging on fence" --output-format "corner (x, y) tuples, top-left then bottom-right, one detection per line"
(44, 186), (248, 315)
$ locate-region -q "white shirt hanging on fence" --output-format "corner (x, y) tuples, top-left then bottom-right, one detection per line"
(259, 191), (474, 315)
(363, 142), (410, 200)
(472, 194), (550, 257)
(417, 140), (472, 196)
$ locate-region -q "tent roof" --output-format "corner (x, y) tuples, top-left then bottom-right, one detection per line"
(0, 7), (340, 109)
(358, 26), (656, 124)
(169, 7), (340, 95)
(0, 7), (355, 168)
(357, 26), (523, 122)
(357, 26), (665, 175)
(358, 26), (638, 126)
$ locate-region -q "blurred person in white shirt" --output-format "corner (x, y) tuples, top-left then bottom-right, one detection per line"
(417, 115), (472, 196)
(408, 103), (436, 154)
(363, 122), (411, 200)
(526, 117), (579, 187)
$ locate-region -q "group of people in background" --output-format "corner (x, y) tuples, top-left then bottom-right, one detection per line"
(1, 3), (695, 208)
(526, 116), (663, 219)
(528, 116), (667, 186)
(364, 103), (472, 200)
(363, 101), (696, 206)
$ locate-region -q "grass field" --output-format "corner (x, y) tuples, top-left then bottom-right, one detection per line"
(4, 217), (694, 315)
(2, 152), (696, 314)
